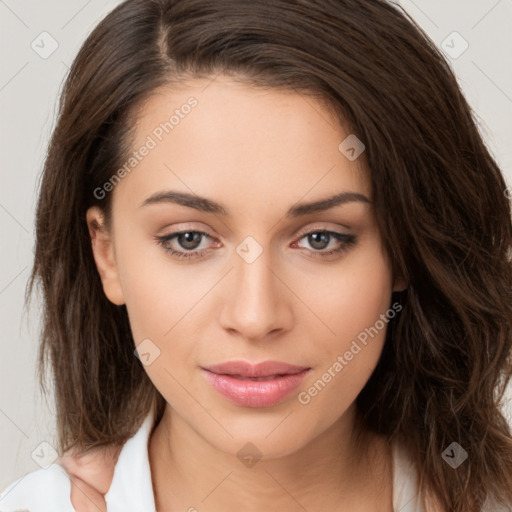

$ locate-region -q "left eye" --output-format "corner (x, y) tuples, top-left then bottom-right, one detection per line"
(156, 229), (357, 260)
(293, 230), (356, 255)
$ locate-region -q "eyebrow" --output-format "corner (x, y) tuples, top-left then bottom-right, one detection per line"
(140, 190), (371, 217)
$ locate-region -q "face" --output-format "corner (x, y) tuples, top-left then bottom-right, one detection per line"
(87, 75), (405, 459)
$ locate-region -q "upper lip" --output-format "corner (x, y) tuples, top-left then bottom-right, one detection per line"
(203, 360), (310, 378)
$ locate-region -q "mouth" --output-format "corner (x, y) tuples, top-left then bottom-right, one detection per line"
(227, 374), (291, 381)
(203, 360), (310, 378)
(201, 360), (311, 408)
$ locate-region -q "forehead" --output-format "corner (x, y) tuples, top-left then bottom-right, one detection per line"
(113, 75), (371, 213)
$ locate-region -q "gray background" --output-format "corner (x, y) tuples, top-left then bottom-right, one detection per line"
(1, 0), (511, 490)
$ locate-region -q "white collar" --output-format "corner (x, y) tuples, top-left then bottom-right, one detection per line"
(104, 413), (156, 512)
(392, 440), (425, 511)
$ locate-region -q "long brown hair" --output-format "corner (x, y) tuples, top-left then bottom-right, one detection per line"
(26, 0), (512, 510)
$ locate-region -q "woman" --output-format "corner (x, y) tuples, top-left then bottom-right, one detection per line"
(1, 0), (512, 511)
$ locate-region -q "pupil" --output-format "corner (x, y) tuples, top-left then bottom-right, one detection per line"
(179, 232), (201, 249)
(309, 232), (329, 250)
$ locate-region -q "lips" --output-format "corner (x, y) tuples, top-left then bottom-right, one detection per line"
(202, 360), (311, 408)
(204, 360), (310, 378)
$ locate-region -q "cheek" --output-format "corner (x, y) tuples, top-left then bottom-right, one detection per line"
(114, 232), (212, 383)
(296, 245), (394, 417)
(112, 226), (188, 327)
(117, 259), (167, 341)
(116, 243), (199, 401)
(301, 236), (393, 350)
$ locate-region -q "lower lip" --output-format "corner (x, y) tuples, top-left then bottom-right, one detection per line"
(203, 369), (310, 408)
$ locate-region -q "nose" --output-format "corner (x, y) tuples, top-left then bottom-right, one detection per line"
(218, 242), (294, 342)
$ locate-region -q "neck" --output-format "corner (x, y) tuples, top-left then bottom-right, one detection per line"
(148, 404), (393, 512)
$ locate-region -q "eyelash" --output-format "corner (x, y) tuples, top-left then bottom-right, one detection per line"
(155, 229), (357, 261)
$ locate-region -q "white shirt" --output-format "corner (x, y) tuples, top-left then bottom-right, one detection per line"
(0, 413), (429, 511)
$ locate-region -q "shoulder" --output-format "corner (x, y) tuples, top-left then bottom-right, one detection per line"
(392, 442), (448, 512)
(391, 440), (428, 512)
(392, 443), (512, 512)
(0, 463), (74, 512)
(0, 412), (157, 512)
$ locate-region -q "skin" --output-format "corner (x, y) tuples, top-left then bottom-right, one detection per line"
(80, 74), (407, 511)
(58, 445), (120, 512)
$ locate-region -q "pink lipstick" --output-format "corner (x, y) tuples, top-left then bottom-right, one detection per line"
(202, 360), (310, 408)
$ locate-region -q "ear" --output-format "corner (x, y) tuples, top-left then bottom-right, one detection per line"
(86, 206), (125, 306)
